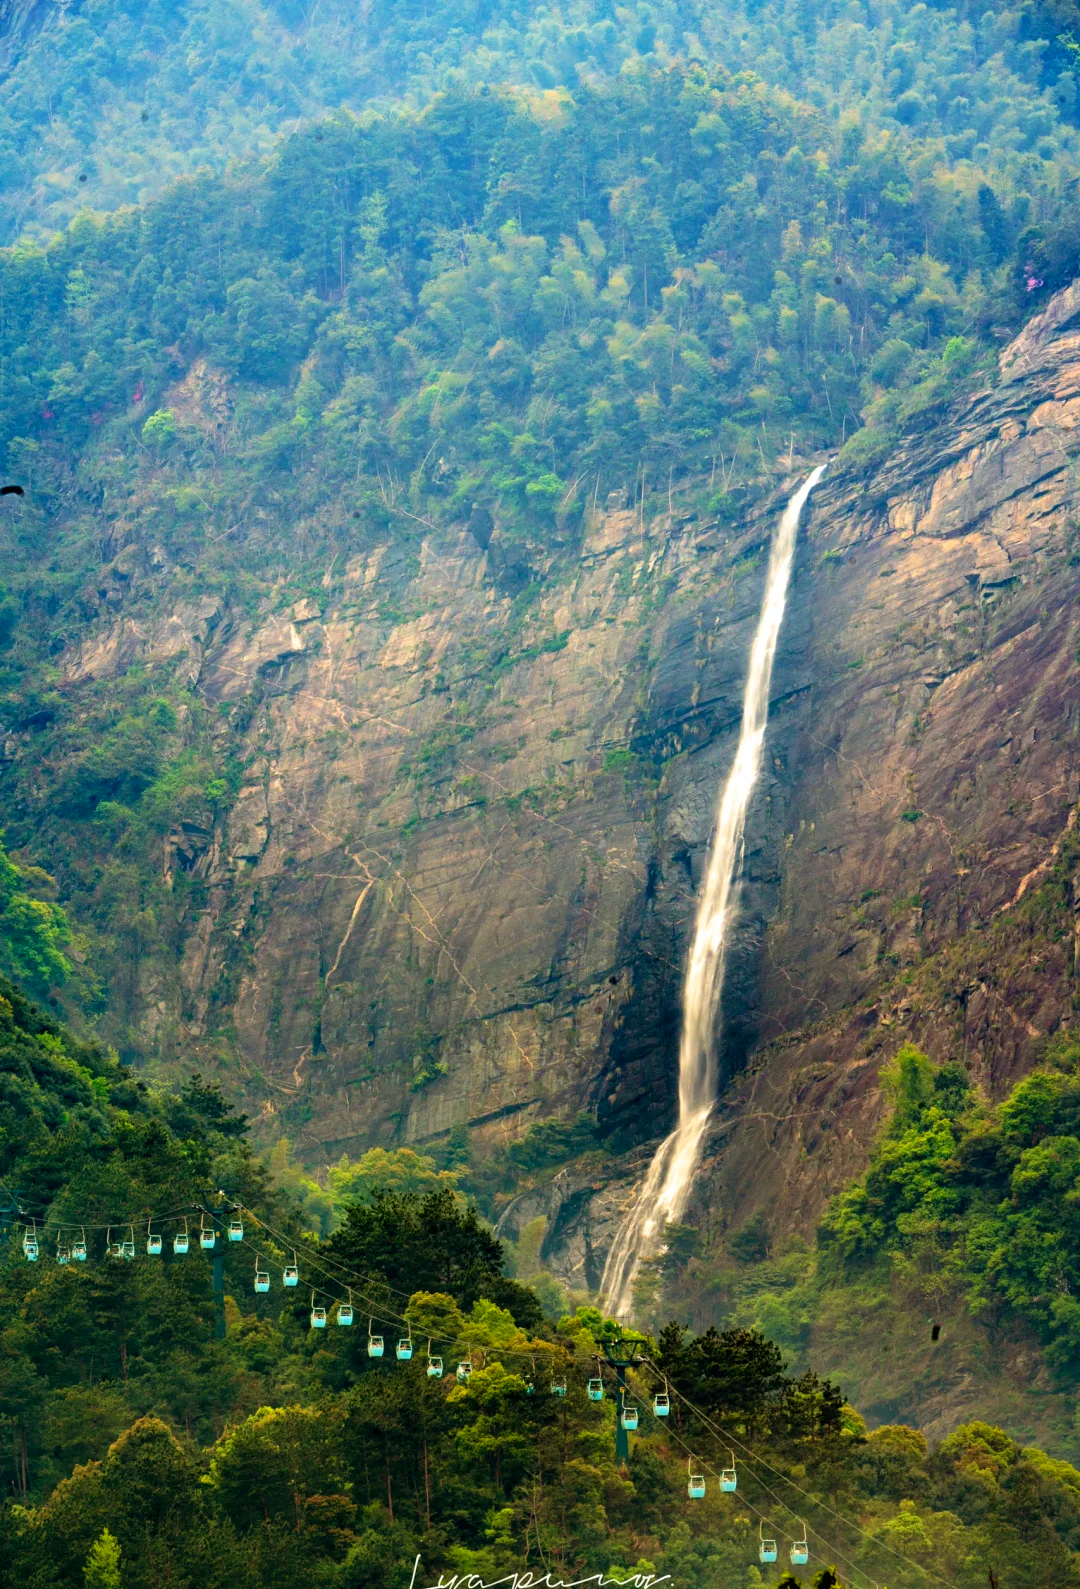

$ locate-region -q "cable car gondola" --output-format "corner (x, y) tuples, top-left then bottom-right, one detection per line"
(759, 1523), (778, 1565)
(587, 1360), (604, 1401)
(338, 1292), (354, 1327)
(228, 1215), (243, 1242)
(146, 1217), (162, 1257)
(121, 1225), (135, 1261)
(23, 1222), (38, 1262)
(687, 1457), (705, 1500)
(174, 1219), (190, 1256)
(368, 1319), (384, 1358)
(106, 1227), (123, 1259)
(56, 1242), (70, 1265)
(311, 1293), (327, 1329)
(653, 1387), (670, 1418)
(621, 1404), (639, 1431)
(551, 1377), (567, 1397)
(283, 1253), (299, 1287)
(720, 1449), (738, 1493)
(73, 1228), (87, 1262)
(790, 1523), (809, 1567)
(396, 1333), (412, 1359)
(200, 1214), (216, 1251)
(254, 1258), (270, 1294)
(427, 1342), (443, 1378)
(456, 1357), (473, 1382)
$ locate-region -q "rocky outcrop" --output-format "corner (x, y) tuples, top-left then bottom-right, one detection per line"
(38, 282), (1080, 1296)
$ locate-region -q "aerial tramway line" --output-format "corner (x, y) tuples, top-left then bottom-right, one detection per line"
(4, 1188), (943, 1586)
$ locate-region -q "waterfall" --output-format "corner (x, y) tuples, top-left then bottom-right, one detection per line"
(600, 465), (827, 1320)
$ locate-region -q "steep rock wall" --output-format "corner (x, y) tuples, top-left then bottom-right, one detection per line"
(564, 281), (1080, 1281)
(37, 282), (1080, 1291)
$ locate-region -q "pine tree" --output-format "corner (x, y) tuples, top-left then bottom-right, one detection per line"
(84, 1529), (121, 1589)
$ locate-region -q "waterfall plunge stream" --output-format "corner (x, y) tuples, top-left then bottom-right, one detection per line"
(600, 465), (827, 1320)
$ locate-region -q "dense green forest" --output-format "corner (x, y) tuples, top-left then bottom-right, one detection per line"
(8, 958), (1080, 1589)
(3, 0), (1080, 245)
(4, 0), (1080, 1062)
(7, 0), (1080, 1579)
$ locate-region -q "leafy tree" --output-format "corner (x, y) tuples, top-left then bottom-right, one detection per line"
(673, 1324), (788, 1426)
(0, 837), (71, 996)
(326, 1186), (542, 1328)
(83, 1529), (121, 1589)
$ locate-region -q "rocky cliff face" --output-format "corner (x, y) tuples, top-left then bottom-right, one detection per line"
(668, 281), (1080, 1269)
(43, 282), (1080, 1296)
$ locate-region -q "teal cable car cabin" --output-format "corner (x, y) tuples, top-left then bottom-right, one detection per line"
(790, 1524), (809, 1566)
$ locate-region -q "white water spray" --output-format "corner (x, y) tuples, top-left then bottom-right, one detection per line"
(600, 465), (827, 1319)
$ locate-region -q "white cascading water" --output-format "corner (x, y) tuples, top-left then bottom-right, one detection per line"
(600, 465), (827, 1319)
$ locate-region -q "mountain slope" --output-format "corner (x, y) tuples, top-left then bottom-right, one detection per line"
(5, 0), (1080, 1434)
(0, 0), (1076, 243)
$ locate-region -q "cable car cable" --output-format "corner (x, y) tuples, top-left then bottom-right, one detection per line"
(647, 1361), (946, 1585)
(22, 1186), (931, 1578)
(656, 1419), (876, 1589)
(11, 1195), (549, 1375)
(230, 1228), (570, 1377)
(640, 1360), (913, 1584)
(233, 1212), (550, 1364)
(8, 1192), (899, 1584)
(640, 1359), (954, 1589)
(634, 1392), (873, 1588)
(6, 1200), (204, 1232)
(593, 1359), (864, 1585)
(621, 1366), (874, 1589)
(228, 1196), (535, 1320)
(236, 1205), (424, 1307)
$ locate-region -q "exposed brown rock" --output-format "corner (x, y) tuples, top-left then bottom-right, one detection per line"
(47, 283), (1080, 1316)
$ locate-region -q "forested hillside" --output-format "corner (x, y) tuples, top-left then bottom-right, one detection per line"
(8, 0), (1080, 1576)
(7, 965), (1080, 1589)
(4, 0), (1079, 242)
